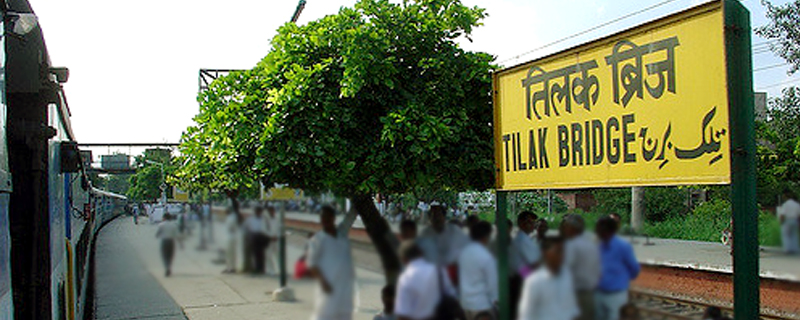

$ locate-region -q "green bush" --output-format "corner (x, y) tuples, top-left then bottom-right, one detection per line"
(644, 187), (689, 222)
(758, 211), (782, 247)
(515, 191), (568, 216)
(644, 199), (729, 242)
(644, 199), (782, 246)
(592, 187), (689, 223)
(592, 188), (631, 219)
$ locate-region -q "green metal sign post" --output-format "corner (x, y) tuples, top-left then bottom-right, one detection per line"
(495, 191), (510, 320)
(724, 1), (759, 319)
(280, 202), (288, 287)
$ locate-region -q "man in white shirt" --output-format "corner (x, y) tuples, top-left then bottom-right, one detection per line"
(562, 214), (601, 320)
(308, 206), (356, 320)
(223, 209), (240, 273)
(395, 240), (456, 320)
(778, 191), (800, 254)
(458, 221), (498, 320)
(244, 206), (268, 274)
(264, 206), (282, 275)
(509, 211), (540, 319)
(518, 237), (579, 320)
(419, 205), (469, 285)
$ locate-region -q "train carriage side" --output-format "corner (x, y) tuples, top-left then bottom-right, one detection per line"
(3, 0), (128, 318)
(0, 2), (12, 319)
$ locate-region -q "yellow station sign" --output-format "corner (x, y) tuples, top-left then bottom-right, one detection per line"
(494, 1), (730, 190)
(173, 187), (190, 202)
(261, 186), (304, 201)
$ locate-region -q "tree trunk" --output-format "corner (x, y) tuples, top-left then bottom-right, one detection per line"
(352, 194), (402, 285)
(225, 190), (240, 215)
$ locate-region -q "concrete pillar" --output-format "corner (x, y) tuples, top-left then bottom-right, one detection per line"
(631, 187), (645, 233)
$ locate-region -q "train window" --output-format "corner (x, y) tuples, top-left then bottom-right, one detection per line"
(59, 141), (80, 173)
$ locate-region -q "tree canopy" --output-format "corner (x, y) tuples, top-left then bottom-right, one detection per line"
(756, 0), (800, 74)
(173, 71), (259, 206)
(249, 0), (495, 197)
(177, 0), (495, 284)
(127, 150), (174, 201)
(756, 87), (800, 205)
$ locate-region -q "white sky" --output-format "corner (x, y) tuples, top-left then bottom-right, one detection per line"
(32, 0), (797, 155)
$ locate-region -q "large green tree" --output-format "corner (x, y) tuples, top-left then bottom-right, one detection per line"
(756, 87), (800, 206)
(247, 0), (495, 283)
(174, 71), (259, 212)
(104, 174), (131, 195)
(755, 0), (800, 205)
(127, 150), (174, 202)
(756, 0), (800, 74)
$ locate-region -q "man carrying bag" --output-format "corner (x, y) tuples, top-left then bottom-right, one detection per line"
(396, 241), (465, 320)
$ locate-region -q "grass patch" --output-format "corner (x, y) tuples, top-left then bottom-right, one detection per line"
(475, 198), (783, 247)
(643, 199), (781, 247)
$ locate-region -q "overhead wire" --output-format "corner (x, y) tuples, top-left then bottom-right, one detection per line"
(497, 0), (681, 65)
(752, 40), (776, 48)
(758, 77), (800, 90)
(754, 63), (789, 72)
(490, 0), (792, 89)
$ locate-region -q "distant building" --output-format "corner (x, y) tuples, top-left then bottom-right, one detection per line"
(100, 154), (130, 170)
(755, 92), (767, 122)
(557, 191), (596, 212)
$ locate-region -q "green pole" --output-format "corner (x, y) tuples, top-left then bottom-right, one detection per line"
(495, 191), (510, 320)
(724, 1), (759, 319)
(279, 201), (287, 287)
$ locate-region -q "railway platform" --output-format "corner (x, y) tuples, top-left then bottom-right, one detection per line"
(92, 216), (385, 320)
(93, 219), (186, 320)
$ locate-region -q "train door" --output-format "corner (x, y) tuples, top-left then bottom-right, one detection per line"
(0, 11), (14, 320)
(47, 100), (68, 320)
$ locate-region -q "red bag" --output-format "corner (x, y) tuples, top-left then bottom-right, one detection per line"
(294, 257), (310, 279)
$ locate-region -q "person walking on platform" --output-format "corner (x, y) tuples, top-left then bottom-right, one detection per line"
(419, 205), (469, 286)
(458, 221), (498, 320)
(244, 206), (269, 274)
(265, 206), (282, 275)
(517, 237), (578, 320)
(509, 211), (540, 319)
(156, 213), (181, 277)
(562, 214), (601, 320)
(223, 209), (241, 273)
(395, 240), (457, 320)
(778, 191), (800, 254)
(595, 216), (640, 320)
(308, 206), (356, 320)
(132, 204), (140, 225)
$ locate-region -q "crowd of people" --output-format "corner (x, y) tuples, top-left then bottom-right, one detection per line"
(144, 200), (739, 320)
(150, 202), (283, 277)
(224, 205), (283, 275)
(304, 204), (642, 320)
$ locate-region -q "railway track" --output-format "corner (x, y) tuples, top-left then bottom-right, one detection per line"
(630, 290), (793, 320)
